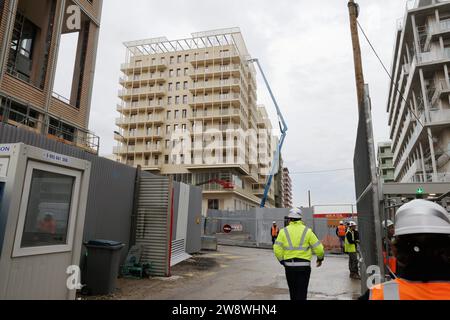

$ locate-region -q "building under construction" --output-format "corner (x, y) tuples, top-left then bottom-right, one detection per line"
(114, 28), (282, 214)
(0, 0), (102, 154)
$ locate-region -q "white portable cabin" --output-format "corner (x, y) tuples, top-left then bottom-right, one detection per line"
(0, 143), (91, 300)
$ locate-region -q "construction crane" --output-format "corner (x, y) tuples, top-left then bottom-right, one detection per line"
(248, 58), (288, 208)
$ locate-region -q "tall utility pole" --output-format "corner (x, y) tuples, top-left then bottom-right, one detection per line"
(348, 0), (366, 112)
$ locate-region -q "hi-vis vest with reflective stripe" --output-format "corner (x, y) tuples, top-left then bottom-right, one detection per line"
(370, 278), (450, 300)
(273, 221), (325, 265)
(344, 230), (356, 253)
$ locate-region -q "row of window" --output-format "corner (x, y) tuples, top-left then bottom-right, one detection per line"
(135, 49), (232, 67)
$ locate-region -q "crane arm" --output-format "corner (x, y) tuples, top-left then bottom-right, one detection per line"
(248, 58), (288, 208)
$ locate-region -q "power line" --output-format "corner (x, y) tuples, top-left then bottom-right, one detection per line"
(290, 168), (354, 175)
(357, 21), (450, 176)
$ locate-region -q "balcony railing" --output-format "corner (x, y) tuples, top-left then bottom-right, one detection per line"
(191, 108), (242, 119)
(190, 78), (241, 90)
(116, 115), (164, 125)
(118, 87), (167, 97)
(191, 64), (242, 76)
(190, 93), (245, 105)
(416, 48), (450, 64)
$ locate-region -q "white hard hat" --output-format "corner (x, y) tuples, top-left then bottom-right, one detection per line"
(272, 221), (277, 224)
(288, 208), (303, 219)
(395, 199), (450, 236)
(382, 220), (394, 229)
(339, 221), (344, 224)
(348, 221), (357, 227)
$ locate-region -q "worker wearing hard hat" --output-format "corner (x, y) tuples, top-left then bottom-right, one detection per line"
(336, 221), (347, 253)
(382, 219), (397, 277)
(345, 221), (361, 280)
(366, 200), (450, 300)
(271, 221), (280, 245)
(273, 207), (325, 300)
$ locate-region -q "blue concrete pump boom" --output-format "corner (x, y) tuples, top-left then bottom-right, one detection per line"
(248, 59), (288, 208)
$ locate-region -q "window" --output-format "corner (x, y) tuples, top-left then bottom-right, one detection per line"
(176, 82), (180, 90)
(13, 162), (81, 257)
(182, 124), (187, 132)
(174, 110), (179, 119)
(170, 56), (174, 64)
(208, 199), (219, 210)
(177, 55), (181, 63)
(167, 110), (171, 119)
(176, 68), (181, 77)
(165, 155), (169, 164)
(168, 83), (173, 91)
(184, 54), (189, 62)
(166, 125), (171, 134)
(183, 95), (188, 104)
(184, 68), (189, 76)
(175, 96), (180, 105)
(169, 69), (174, 77)
(182, 109), (187, 118)
(8, 13), (38, 81)
(165, 140), (170, 148)
(184, 81), (188, 90)
(174, 124), (179, 132)
(168, 97), (172, 105)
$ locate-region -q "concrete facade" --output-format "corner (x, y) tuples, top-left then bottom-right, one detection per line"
(114, 28), (279, 215)
(281, 167), (293, 208)
(0, 0), (103, 154)
(387, 0), (450, 183)
(377, 141), (395, 183)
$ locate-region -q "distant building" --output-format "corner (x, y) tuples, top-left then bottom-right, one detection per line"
(377, 142), (395, 183)
(282, 167), (293, 208)
(0, 0), (103, 154)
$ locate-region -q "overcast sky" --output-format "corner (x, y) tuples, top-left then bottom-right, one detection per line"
(85, 0), (411, 207)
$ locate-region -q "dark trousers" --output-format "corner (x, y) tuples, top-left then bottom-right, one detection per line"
(348, 252), (359, 274)
(285, 266), (312, 301)
(272, 236), (277, 245)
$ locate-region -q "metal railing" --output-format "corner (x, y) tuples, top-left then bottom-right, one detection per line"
(0, 105), (100, 154)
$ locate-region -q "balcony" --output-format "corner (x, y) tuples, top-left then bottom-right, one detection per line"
(190, 108), (242, 120)
(191, 124), (242, 136)
(117, 102), (165, 114)
(119, 74), (166, 86)
(116, 115), (164, 127)
(190, 50), (240, 65)
(189, 93), (246, 107)
(429, 108), (450, 125)
(190, 64), (242, 79)
(416, 48), (450, 65)
(190, 78), (243, 92)
(119, 130), (164, 140)
(118, 87), (167, 99)
(120, 61), (166, 74)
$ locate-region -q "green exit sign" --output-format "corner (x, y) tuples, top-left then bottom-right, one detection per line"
(416, 187), (424, 194)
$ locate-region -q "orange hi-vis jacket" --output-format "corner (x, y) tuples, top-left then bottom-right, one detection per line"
(271, 226), (279, 237)
(370, 278), (450, 300)
(337, 225), (346, 237)
(383, 251), (397, 274)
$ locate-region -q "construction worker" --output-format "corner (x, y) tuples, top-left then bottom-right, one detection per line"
(345, 221), (360, 279)
(366, 200), (450, 300)
(336, 221), (347, 253)
(274, 208), (325, 300)
(382, 219), (397, 277)
(271, 221), (280, 245)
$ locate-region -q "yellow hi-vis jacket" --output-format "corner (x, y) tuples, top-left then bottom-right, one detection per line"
(344, 230), (357, 253)
(274, 221), (325, 265)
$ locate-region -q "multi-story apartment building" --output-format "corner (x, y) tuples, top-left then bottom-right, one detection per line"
(387, 0), (450, 183)
(114, 28), (279, 214)
(282, 167), (293, 208)
(377, 142), (395, 183)
(0, 0), (102, 153)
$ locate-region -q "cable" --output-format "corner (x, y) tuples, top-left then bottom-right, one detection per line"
(357, 21), (450, 179)
(290, 168), (354, 175)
